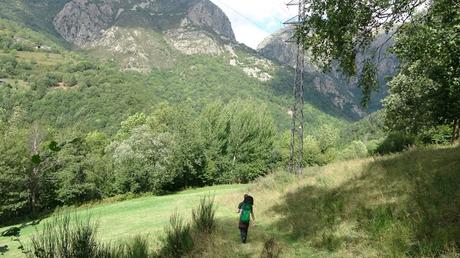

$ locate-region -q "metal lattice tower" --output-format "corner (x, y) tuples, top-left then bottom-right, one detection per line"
(284, 0), (306, 175)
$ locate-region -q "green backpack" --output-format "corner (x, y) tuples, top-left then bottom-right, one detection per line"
(240, 203), (252, 223)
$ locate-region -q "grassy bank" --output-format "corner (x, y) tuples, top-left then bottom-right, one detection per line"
(192, 145), (460, 257)
(1, 145), (459, 257)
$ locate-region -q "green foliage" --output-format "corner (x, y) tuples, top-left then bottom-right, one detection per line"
(55, 138), (101, 205)
(298, 0), (427, 100)
(340, 140), (368, 160)
(109, 125), (178, 194)
(0, 129), (30, 223)
(316, 124), (339, 154)
(418, 125), (453, 145)
(158, 212), (193, 258)
(303, 135), (322, 166)
(123, 236), (151, 258)
(29, 212), (102, 258)
(358, 60), (379, 107)
(383, 1), (460, 140)
(375, 133), (415, 154)
(192, 196), (217, 234)
(199, 100), (277, 183)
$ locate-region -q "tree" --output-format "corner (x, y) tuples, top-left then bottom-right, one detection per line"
(298, 0), (426, 75)
(298, 0), (460, 141)
(199, 100), (276, 183)
(0, 122), (58, 223)
(383, 2), (460, 141)
(0, 128), (30, 224)
(56, 137), (101, 205)
(109, 119), (178, 194)
(147, 103), (206, 188)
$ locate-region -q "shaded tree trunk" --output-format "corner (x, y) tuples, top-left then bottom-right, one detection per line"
(452, 119), (460, 144)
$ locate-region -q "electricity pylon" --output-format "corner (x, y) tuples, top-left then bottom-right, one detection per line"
(284, 0), (306, 175)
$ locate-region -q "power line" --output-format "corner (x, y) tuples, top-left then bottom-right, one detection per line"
(211, 0), (287, 32)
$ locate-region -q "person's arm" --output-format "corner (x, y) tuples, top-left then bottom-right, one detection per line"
(237, 203), (242, 213)
(251, 209), (256, 224)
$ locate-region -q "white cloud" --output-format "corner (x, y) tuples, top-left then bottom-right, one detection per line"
(210, 0), (297, 49)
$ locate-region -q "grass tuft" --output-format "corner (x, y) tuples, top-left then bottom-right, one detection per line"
(28, 211), (101, 258)
(192, 196), (217, 234)
(158, 212), (193, 258)
(260, 237), (282, 258)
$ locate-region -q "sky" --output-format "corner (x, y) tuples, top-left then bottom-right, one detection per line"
(209, 0), (297, 49)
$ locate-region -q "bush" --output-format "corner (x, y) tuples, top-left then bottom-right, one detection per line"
(28, 211), (103, 258)
(340, 140), (368, 160)
(260, 238), (282, 258)
(192, 196), (217, 234)
(418, 125), (452, 145)
(375, 133), (415, 154)
(125, 236), (151, 258)
(28, 211), (156, 258)
(158, 212), (193, 258)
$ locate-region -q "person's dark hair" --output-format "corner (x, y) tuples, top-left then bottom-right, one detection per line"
(243, 194), (254, 205)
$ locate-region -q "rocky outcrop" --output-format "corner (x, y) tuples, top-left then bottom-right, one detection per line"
(257, 27), (297, 68)
(187, 0), (235, 42)
(53, 0), (115, 46)
(53, 0), (236, 47)
(257, 27), (398, 113)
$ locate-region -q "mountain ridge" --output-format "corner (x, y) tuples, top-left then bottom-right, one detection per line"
(53, 0), (236, 47)
(0, 0), (377, 122)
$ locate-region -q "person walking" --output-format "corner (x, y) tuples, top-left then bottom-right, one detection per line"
(237, 194), (255, 243)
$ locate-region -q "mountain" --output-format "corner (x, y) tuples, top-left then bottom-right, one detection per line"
(53, 0), (235, 46)
(0, 0), (376, 138)
(257, 26), (399, 112)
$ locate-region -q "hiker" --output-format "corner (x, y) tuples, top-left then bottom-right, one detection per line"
(237, 194), (255, 243)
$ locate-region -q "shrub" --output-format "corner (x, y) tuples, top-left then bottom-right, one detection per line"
(340, 140), (368, 160)
(125, 236), (150, 258)
(158, 212), (193, 258)
(192, 196), (217, 234)
(28, 211), (102, 258)
(375, 133), (415, 154)
(260, 238), (282, 258)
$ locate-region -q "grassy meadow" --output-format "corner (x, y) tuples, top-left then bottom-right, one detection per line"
(1, 145), (459, 257)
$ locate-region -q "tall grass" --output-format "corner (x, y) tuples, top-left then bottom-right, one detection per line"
(157, 212), (193, 258)
(27, 211), (155, 258)
(192, 196), (217, 234)
(28, 211), (103, 258)
(27, 197), (221, 258)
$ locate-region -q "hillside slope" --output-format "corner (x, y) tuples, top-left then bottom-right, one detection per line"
(1, 146), (458, 257)
(0, 0), (371, 121)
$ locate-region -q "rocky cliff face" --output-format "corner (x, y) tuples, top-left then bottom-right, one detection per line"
(257, 27), (297, 68)
(187, 0), (235, 42)
(257, 27), (398, 112)
(53, 0), (114, 46)
(53, 0), (236, 47)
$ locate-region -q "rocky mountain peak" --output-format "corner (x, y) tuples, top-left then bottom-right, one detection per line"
(257, 26), (297, 67)
(53, 0), (236, 47)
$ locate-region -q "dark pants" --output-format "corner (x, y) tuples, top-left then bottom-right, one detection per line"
(239, 222), (249, 243)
